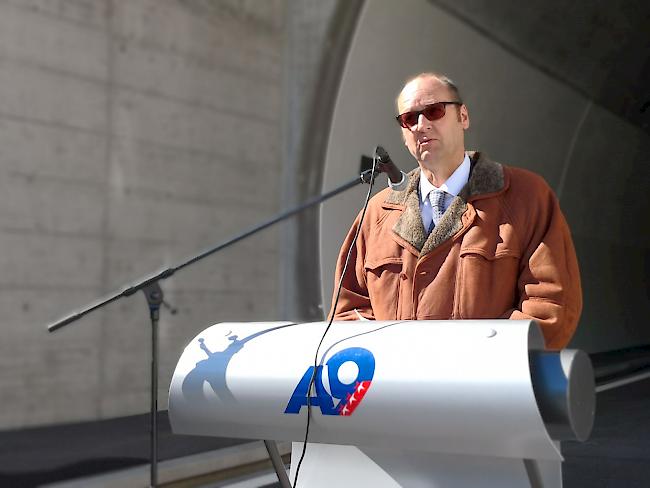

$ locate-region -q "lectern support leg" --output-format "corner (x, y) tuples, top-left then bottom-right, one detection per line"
(523, 458), (546, 488)
(264, 440), (291, 488)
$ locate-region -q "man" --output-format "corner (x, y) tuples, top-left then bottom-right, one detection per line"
(329, 72), (581, 350)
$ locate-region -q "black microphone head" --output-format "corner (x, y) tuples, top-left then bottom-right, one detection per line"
(375, 146), (391, 164)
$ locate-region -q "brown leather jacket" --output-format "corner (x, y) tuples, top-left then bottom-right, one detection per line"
(330, 152), (582, 350)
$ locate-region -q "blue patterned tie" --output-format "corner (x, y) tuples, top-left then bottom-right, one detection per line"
(428, 189), (447, 233)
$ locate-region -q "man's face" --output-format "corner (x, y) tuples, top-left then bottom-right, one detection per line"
(397, 77), (469, 170)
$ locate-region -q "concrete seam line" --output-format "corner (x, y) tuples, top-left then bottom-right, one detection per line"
(556, 100), (592, 202)
(41, 440), (292, 488)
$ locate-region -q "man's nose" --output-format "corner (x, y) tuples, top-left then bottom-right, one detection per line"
(415, 113), (431, 131)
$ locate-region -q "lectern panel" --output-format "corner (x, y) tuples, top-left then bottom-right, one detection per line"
(169, 320), (563, 461)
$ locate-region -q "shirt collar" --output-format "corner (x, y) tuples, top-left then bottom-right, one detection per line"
(419, 153), (471, 203)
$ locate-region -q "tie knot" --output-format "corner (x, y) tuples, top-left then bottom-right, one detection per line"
(429, 189), (446, 209)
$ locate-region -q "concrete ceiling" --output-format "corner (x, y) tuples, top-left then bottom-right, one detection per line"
(432, 0), (650, 133)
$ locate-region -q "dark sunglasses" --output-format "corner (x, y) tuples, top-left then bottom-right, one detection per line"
(395, 101), (463, 128)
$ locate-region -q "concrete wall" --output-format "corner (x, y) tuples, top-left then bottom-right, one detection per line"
(0, 0), (285, 429)
(281, 0), (341, 321)
(3, 0), (646, 431)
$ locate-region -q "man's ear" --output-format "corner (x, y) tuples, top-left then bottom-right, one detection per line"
(460, 104), (470, 129)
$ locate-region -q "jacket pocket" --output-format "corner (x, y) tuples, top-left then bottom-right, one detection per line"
(457, 247), (520, 319)
(364, 256), (403, 320)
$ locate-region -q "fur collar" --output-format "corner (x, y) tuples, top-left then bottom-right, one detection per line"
(384, 152), (505, 256)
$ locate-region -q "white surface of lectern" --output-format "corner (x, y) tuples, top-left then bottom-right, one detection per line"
(168, 320), (594, 487)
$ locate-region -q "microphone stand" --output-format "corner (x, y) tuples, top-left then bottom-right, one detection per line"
(47, 168), (382, 488)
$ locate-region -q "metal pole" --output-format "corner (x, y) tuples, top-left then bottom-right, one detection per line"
(143, 283), (163, 487)
(264, 440), (292, 488)
(150, 311), (158, 487)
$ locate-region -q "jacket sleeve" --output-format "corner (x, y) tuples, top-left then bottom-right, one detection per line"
(328, 211), (375, 321)
(505, 177), (582, 350)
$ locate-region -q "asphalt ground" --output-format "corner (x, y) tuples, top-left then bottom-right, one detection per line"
(562, 377), (650, 487)
(0, 412), (251, 487)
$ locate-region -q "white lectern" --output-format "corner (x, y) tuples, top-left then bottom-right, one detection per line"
(168, 320), (594, 487)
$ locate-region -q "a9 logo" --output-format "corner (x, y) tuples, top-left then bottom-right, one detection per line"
(284, 347), (375, 416)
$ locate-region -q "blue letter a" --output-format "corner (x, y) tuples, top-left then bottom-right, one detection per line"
(284, 365), (336, 415)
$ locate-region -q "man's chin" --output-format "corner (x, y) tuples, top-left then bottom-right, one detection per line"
(417, 151), (438, 166)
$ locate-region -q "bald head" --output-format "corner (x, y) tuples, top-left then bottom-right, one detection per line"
(397, 72), (462, 110)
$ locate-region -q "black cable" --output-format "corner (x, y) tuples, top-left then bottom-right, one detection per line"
(291, 148), (380, 487)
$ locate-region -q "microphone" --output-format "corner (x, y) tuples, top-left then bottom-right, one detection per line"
(375, 146), (407, 190)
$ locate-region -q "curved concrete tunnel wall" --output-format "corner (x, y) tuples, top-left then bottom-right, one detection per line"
(318, 0), (650, 353)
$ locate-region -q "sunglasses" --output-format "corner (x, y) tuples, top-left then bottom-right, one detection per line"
(395, 101), (463, 128)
